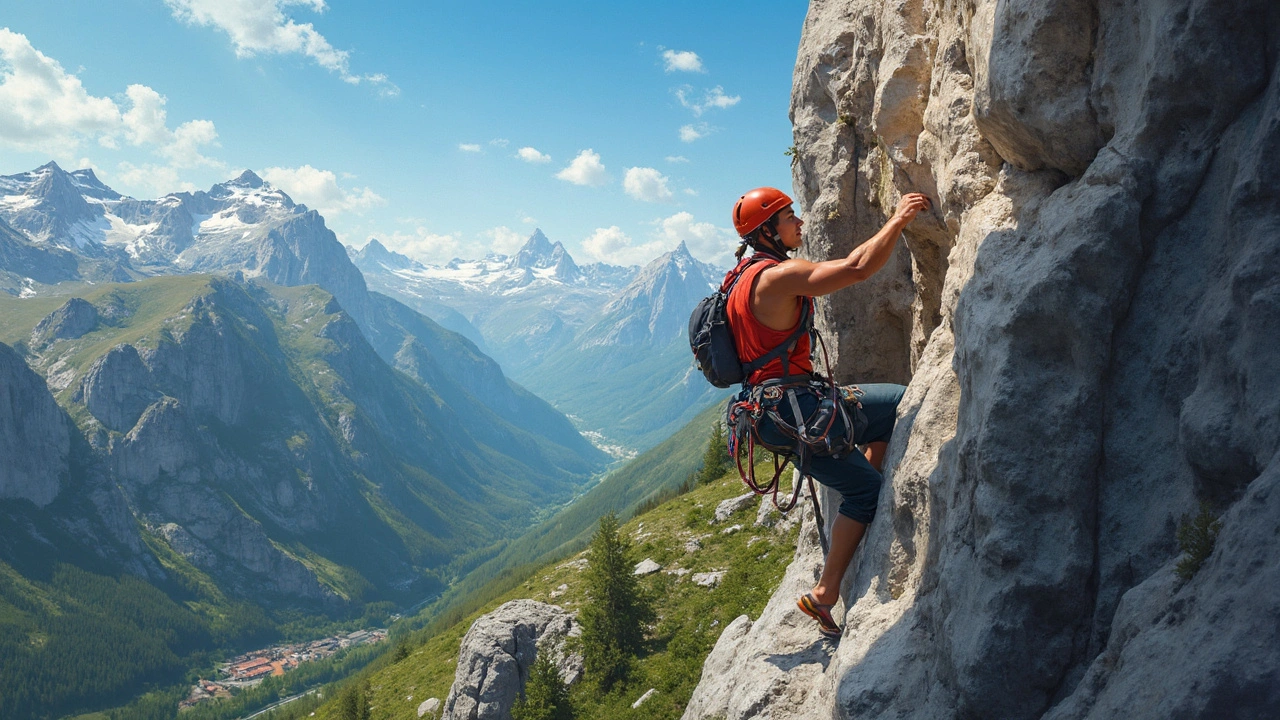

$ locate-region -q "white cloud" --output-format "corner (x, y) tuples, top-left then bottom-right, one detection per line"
(665, 155), (689, 163)
(380, 227), (464, 264)
(683, 188), (698, 196)
(580, 226), (667, 266)
(656, 211), (739, 266)
(515, 146), (551, 163)
(116, 162), (195, 196)
(0, 29), (220, 185)
(679, 123), (711, 142)
(121, 85), (220, 168)
(0, 28), (122, 154)
(489, 138), (509, 147)
(676, 85), (740, 116)
(261, 164), (385, 216)
(458, 143), (482, 152)
(485, 226), (526, 254)
(555, 149), (609, 187)
(623, 167), (673, 203)
(163, 0), (396, 93)
(661, 49), (704, 73)
(703, 86), (741, 110)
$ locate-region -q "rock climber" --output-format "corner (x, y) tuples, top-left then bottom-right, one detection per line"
(726, 186), (930, 639)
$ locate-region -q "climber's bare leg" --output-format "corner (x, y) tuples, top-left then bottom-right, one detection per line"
(864, 441), (888, 471)
(809, 440), (888, 605)
(810, 513), (866, 606)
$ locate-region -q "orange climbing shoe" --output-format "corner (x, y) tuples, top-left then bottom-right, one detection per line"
(797, 593), (842, 639)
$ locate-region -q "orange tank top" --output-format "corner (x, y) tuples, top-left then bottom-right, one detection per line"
(725, 257), (813, 385)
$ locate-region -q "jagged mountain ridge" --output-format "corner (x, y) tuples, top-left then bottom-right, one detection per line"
(352, 228), (639, 370)
(359, 231), (731, 452)
(0, 162), (602, 470)
(1, 274), (594, 606)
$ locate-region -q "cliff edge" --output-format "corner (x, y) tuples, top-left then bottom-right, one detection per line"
(683, 1), (1279, 717)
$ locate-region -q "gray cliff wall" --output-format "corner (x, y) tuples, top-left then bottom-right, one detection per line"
(0, 343), (69, 506)
(683, 1), (1280, 718)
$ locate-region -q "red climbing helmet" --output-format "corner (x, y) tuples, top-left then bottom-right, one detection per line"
(732, 187), (792, 237)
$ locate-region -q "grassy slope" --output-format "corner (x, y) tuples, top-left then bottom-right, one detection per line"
(290, 463), (794, 720)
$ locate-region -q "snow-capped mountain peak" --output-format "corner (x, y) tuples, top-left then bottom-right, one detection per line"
(351, 238), (421, 271)
(205, 172), (295, 211)
(226, 169), (265, 189)
(508, 229), (555, 269)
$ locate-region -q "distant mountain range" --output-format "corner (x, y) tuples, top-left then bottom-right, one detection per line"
(0, 161), (607, 607)
(0, 160), (726, 716)
(353, 229), (732, 453)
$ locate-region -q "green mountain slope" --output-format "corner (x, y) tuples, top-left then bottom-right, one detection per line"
(294, 430), (797, 720)
(0, 274), (611, 719)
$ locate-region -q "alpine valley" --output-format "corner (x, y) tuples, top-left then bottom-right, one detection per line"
(352, 226), (731, 453)
(0, 161), (655, 718)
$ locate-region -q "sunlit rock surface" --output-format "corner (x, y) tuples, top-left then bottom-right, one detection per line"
(683, 0), (1280, 718)
(441, 600), (582, 720)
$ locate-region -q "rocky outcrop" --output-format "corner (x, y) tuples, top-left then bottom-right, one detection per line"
(79, 344), (157, 432)
(0, 342), (69, 506)
(31, 297), (98, 346)
(442, 600), (582, 720)
(685, 1), (1280, 718)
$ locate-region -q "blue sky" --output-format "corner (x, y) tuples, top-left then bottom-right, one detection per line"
(0, 0), (808, 267)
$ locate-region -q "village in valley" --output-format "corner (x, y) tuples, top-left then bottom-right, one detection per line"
(180, 629), (388, 709)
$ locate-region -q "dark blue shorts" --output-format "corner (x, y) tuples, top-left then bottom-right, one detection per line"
(755, 383), (905, 524)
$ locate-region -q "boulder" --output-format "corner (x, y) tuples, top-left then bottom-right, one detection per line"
(418, 697), (440, 717)
(691, 571), (725, 588)
(633, 558), (661, 576)
(441, 600), (582, 720)
(713, 492), (757, 523)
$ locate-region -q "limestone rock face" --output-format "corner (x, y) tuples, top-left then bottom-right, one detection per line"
(442, 600), (582, 720)
(684, 1), (1280, 718)
(0, 343), (69, 506)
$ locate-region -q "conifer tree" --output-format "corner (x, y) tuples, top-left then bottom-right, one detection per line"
(579, 512), (654, 689)
(696, 421), (733, 485)
(511, 653), (573, 720)
(337, 680), (372, 720)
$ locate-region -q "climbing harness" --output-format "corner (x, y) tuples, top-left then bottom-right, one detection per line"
(724, 318), (866, 557)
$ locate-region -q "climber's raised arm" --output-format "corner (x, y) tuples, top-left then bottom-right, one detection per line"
(756, 193), (930, 301)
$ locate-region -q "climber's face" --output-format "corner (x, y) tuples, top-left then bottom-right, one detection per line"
(774, 206), (803, 250)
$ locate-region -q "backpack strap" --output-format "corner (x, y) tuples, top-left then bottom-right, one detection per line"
(723, 254), (816, 384)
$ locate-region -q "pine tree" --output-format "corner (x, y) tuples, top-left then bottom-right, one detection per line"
(511, 653), (573, 720)
(337, 685), (361, 720)
(579, 512), (654, 689)
(696, 421), (733, 485)
(337, 680), (372, 720)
